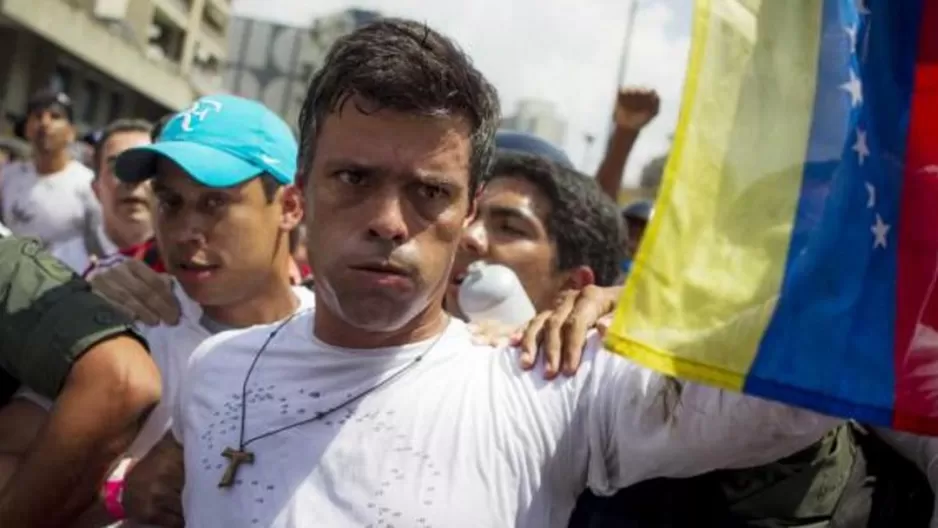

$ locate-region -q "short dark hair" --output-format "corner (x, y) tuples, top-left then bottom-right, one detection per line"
(93, 119), (153, 175)
(297, 18), (500, 199)
(259, 174), (281, 203)
(26, 90), (73, 122)
(487, 152), (625, 287)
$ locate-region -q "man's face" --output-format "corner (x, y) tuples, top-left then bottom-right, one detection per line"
(447, 175), (564, 313)
(24, 106), (74, 156)
(93, 131), (153, 241)
(152, 159), (300, 307)
(305, 98), (475, 333)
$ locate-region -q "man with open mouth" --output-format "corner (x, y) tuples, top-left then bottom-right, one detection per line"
(445, 135), (625, 337)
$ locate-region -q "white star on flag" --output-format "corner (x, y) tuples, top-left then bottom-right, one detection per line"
(853, 128), (870, 165)
(865, 182), (876, 208)
(871, 214), (890, 249)
(919, 165), (938, 175)
(846, 24), (859, 54)
(841, 69), (863, 107)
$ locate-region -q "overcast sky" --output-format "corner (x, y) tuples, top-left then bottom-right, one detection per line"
(231, 0), (693, 186)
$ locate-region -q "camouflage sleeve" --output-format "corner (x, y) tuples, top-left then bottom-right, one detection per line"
(0, 236), (147, 400)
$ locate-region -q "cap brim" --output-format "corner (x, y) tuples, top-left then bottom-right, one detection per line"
(115, 141), (263, 188)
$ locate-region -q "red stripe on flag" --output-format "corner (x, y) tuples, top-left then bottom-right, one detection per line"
(894, 0), (938, 433)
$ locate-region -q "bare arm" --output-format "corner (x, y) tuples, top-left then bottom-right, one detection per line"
(0, 399), (48, 489)
(594, 88), (660, 200)
(0, 336), (161, 527)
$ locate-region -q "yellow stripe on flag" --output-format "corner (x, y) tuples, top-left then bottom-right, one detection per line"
(605, 0), (825, 390)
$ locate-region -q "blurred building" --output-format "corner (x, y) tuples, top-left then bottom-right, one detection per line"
(0, 0), (230, 135)
(501, 99), (567, 147)
(224, 8), (380, 131)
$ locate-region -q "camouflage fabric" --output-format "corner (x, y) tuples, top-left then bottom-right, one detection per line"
(0, 236), (144, 403)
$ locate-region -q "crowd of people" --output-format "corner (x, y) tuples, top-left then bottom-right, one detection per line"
(0, 15), (937, 528)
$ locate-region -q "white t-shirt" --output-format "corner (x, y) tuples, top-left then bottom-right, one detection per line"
(51, 224), (118, 274)
(174, 312), (839, 528)
(0, 160), (99, 253)
(126, 283), (316, 458)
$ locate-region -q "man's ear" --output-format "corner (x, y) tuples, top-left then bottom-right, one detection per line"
(561, 266), (596, 291)
(280, 185), (305, 231)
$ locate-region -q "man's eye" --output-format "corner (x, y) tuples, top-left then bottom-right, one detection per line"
(336, 171), (364, 185)
(418, 185), (448, 200)
(496, 221), (526, 237)
(156, 197), (180, 212)
(204, 195), (227, 209)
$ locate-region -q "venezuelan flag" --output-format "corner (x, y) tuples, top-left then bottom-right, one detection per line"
(606, 0), (938, 434)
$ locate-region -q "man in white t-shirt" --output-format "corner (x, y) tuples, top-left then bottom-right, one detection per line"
(0, 91), (99, 253)
(127, 19), (839, 528)
(1, 95), (314, 527)
(52, 119), (155, 273)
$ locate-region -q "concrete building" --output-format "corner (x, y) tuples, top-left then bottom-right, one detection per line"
(224, 9), (380, 131)
(501, 99), (567, 147)
(0, 0), (230, 135)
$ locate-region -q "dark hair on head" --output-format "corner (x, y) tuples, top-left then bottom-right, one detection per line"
(487, 152), (626, 287)
(297, 18), (500, 199)
(151, 113), (176, 142)
(26, 90), (73, 122)
(259, 174), (281, 203)
(93, 119), (153, 176)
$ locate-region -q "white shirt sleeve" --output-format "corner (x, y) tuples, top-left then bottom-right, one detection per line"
(13, 387), (54, 412)
(577, 334), (842, 494)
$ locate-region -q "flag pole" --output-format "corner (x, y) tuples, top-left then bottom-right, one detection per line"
(616, 0), (642, 88)
(604, 0), (642, 146)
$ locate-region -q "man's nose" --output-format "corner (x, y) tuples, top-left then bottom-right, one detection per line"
(366, 194), (409, 244)
(460, 221), (488, 256)
(168, 212), (208, 245)
(38, 112), (54, 127)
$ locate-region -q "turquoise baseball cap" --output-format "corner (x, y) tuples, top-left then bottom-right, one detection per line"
(116, 94), (298, 187)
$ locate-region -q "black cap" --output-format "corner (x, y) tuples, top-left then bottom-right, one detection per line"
(495, 130), (573, 168)
(26, 90), (73, 122)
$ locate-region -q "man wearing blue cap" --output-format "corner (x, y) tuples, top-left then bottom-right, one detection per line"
(113, 94), (303, 312)
(1, 94), (316, 526)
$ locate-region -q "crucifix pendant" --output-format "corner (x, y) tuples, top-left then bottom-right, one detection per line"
(218, 446), (254, 488)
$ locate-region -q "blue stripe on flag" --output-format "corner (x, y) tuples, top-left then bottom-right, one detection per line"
(746, 0), (922, 424)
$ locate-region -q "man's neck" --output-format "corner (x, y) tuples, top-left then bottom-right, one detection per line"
(202, 275), (298, 329)
(313, 298), (450, 349)
(104, 222), (152, 252)
(33, 152), (70, 176)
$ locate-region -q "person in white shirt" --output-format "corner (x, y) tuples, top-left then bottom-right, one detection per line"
(52, 119), (156, 273)
(1, 95), (312, 527)
(0, 91), (99, 253)
(125, 19), (839, 528)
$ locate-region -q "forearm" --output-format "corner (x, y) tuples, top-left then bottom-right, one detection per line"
(0, 337), (161, 527)
(594, 126), (640, 200)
